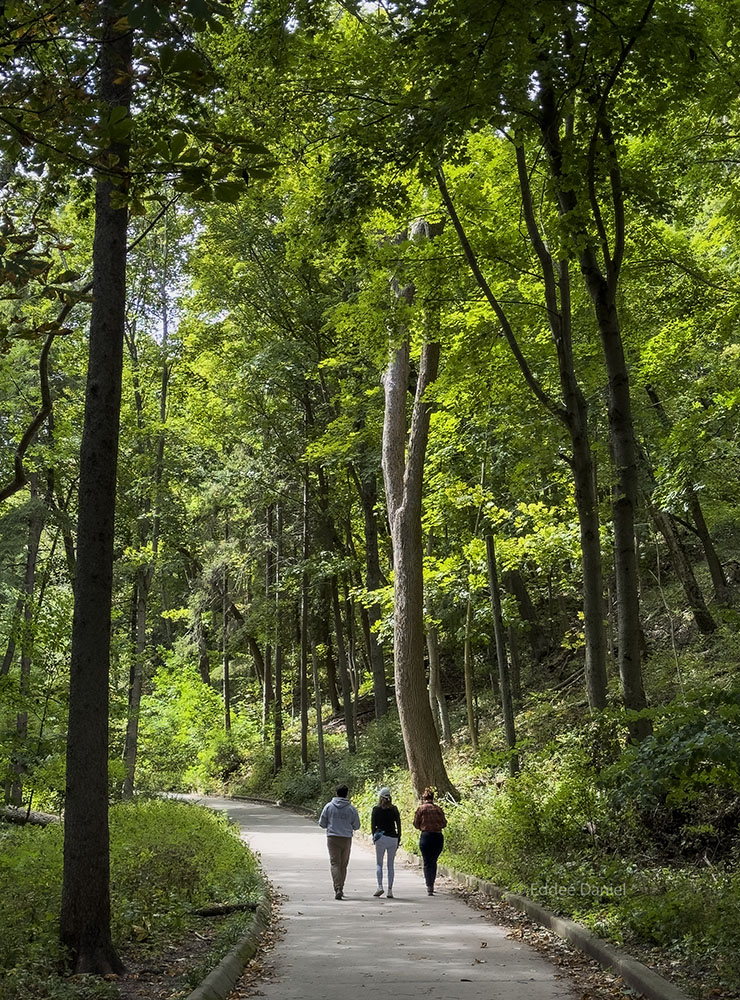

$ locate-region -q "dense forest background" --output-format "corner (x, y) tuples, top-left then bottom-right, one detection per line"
(2, 1), (740, 998)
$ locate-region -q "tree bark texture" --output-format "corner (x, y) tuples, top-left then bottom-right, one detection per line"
(382, 329), (455, 798)
(60, 2), (131, 974)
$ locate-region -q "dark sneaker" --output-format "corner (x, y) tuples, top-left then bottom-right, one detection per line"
(335, 889), (343, 900)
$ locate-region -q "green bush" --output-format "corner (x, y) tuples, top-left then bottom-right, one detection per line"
(0, 797), (263, 1000)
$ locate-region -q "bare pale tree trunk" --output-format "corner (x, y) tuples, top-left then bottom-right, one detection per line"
(382, 285), (455, 796)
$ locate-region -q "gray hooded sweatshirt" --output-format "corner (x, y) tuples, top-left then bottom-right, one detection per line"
(318, 796), (361, 838)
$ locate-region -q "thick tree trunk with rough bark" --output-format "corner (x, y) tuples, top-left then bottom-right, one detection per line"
(60, 3), (131, 974)
(382, 324), (456, 798)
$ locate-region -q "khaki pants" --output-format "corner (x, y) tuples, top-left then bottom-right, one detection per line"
(326, 835), (352, 891)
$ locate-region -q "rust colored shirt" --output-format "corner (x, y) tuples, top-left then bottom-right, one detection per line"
(413, 801), (447, 833)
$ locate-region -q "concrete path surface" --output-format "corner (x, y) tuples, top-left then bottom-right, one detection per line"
(194, 795), (577, 1000)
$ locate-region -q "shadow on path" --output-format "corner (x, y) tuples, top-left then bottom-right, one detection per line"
(191, 795), (577, 1000)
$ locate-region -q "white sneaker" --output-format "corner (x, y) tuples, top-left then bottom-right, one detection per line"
(386, 890), (394, 898)
(373, 887), (384, 897)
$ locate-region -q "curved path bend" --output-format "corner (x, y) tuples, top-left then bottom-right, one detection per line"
(195, 795), (577, 1000)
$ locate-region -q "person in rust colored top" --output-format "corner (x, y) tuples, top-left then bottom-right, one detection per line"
(412, 787), (447, 895)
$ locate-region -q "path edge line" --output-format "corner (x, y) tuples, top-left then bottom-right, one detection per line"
(184, 884), (271, 1000)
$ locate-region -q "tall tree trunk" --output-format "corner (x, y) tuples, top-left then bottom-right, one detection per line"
(263, 505), (275, 737)
(222, 547), (231, 733)
(463, 594), (478, 750)
(426, 625), (452, 744)
(353, 468), (388, 717)
(331, 576), (356, 753)
(382, 301), (455, 797)
(311, 643), (327, 782)
(534, 71), (650, 739)
(486, 536), (519, 775)
(122, 566), (150, 798)
(300, 468), (309, 771)
(507, 626), (522, 708)
(60, 2), (131, 974)
(273, 504), (283, 774)
(438, 160), (607, 712)
(10, 483), (45, 806)
(319, 582), (341, 714)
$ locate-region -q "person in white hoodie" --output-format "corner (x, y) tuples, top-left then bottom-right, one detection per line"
(318, 784), (361, 899)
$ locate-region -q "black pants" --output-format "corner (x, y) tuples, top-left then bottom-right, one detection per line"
(419, 831), (444, 887)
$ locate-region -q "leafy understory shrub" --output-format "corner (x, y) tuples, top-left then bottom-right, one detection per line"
(0, 797), (263, 1000)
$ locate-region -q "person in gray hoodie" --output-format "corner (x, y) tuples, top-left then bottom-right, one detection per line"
(318, 784), (361, 899)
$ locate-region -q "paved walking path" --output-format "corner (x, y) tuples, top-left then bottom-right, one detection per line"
(195, 795), (577, 1000)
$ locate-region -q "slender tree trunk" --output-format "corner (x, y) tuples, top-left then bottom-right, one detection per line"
(585, 274), (650, 738)
(60, 2), (131, 974)
(646, 385), (732, 606)
(223, 552), (231, 733)
(688, 494), (732, 606)
(535, 73), (650, 739)
(486, 536), (519, 775)
(273, 504), (283, 774)
(263, 505), (275, 736)
(331, 576), (356, 753)
(10, 483), (44, 806)
(300, 468), (309, 771)
(122, 566), (150, 797)
(354, 468), (388, 717)
(426, 625), (452, 744)
(311, 643), (327, 782)
(507, 626), (522, 708)
(463, 594), (478, 750)
(649, 506), (717, 634)
(319, 582), (341, 713)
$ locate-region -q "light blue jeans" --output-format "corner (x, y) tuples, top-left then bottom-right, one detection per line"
(375, 834), (399, 889)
